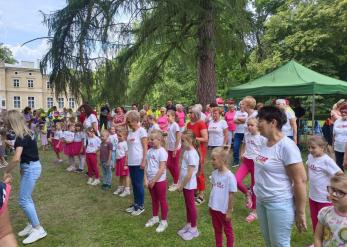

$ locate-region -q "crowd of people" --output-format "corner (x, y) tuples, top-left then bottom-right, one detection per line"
(0, 96), (347, 247)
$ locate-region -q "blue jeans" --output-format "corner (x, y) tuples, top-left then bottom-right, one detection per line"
(19, 161), (42, 227)
(233, 133), (244, 164)
(111, 151), (116, 168)
(228, 130), (234, 146)
(129, 166), (144, 208)
(256, 198), (295, 247)
(101, 161), (112, 185)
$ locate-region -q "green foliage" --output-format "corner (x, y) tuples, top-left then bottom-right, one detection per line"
(0, 43), (17, 64)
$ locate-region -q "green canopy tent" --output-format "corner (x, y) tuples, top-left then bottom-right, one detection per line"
(229, 60), (347, 125)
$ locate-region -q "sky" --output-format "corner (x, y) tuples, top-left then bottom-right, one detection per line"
(0, 0), (66, 66)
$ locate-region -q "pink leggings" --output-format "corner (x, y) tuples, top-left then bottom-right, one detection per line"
(210, 208), (234, 247)
(148, 180), (168, 220)
(86, 153), (100, 179)
(167, 149), (181, 184)
(235, 157), (256, 209)
(183, 189), (197, 227)
(309, 198), (332, 231)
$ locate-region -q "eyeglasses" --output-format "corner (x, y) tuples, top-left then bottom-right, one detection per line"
(327, 186), (347, 198)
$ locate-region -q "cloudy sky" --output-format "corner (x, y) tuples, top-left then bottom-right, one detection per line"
(0, 0), (66, 65)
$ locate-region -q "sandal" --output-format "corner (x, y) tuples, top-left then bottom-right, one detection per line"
(195, 196), (205, 205)
(246, 212), (257, 223)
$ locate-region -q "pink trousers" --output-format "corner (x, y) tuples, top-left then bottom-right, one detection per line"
(235, 157), (256, 209)
(86, 153), (100, 179)
(309, 198), (332, 231)
(167, 149), (181, 184)
(183, 189), (197, 227)
(148, 180), (168, 220)
(210, 208), (234, 247)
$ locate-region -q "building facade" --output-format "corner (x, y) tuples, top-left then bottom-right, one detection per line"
(0, 61), (79, 111)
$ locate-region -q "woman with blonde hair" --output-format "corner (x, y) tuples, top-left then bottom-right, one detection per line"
(3, 110), (47, 245)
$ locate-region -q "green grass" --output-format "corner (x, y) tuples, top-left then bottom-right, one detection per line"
(3, 149), (313, 247)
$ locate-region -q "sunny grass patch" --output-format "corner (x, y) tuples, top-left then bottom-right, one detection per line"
(5, 150), (313, 247)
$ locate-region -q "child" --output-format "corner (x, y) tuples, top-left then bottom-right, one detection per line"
(0, 126), (8, 168)
(85, 127), (101, 186)
(147, 115), (160, 136)
(52, 122), (63, 163)
(144, 130), (169, 233)
(64, 123), (76, 172)
(177, 130), (200, 241)
(73, 123), (86, 173)
(314, 175), (347, 246)
(100, 130), (113, 190)
(209, 147), (237, 247)
(236, 117), (264, 223)
(113, 129), (130, 197)
(307, 136), (343, 234)
(39, 121), (48, 151)
(108, 126), (118, 169)
(167, 110), (182, 192)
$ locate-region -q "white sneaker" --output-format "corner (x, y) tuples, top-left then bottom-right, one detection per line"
(145, 216), (160, 227)
(87, 178), (94, 185)
(168, 184), (178, 192)
(119, 189), (131, 197)
(91, 179), (100, 186)
(66, 165), (76, 172)
(177, 224), (191, 237)
(156, 220), (168, 233)
(18, 223), (33, 237)
(113, 187), (123, 195)
(131, 207), (145, 216)
(125, 205), (135, 213)
(22, 226), (47, 244)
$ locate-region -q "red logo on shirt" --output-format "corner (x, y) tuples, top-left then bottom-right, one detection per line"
(255, 155), (268, 165)
(213, 182), (224, 189)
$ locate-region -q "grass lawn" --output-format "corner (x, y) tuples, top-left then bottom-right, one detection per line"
(3, 149), (313, 247)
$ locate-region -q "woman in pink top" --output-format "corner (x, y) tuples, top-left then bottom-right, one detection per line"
(224, 103), (236, 147)
(157, 107), (169, 133)
(113, 107), (126, 128)
(175, 104), (185, 131)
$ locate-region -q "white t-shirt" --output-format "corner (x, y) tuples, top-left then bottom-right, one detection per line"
(282, 111), (295, 137)
(234, 111), (248, 133)
(53, 130), (63, 140)
(116, 141), (128, 159)
(127, 127), (148, 166)
(84, 114), (99, 135)
(63, 131), (75, 142)
(200, 112), (207, 122)
(333, 118), (347, 152)
(208, 170), (237, 214)
(167, 122), (181, 151)
(307, 154), (341, 203)
(179, 149), (199, 190)
(146, 147), (168, 183)
(254, 136), (302, 202)
(208, 120), (228, 147)
(74, 131), (85, 142)
(86, 136), (101, 153)
(148, 123), (160, 136)
(243, 133), (266, 159)
(108, 134), (118, 151)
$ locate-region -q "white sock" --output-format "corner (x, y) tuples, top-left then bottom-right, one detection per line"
(190, 226), (197, 231)
(161, 220), (167, 224)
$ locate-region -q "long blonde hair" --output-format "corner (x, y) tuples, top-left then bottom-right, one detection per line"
(5, 110), (32, 139)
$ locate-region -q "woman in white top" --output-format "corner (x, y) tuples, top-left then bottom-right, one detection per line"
(255, 106), (307, 247)
(208, 107), (228, 149)
(80, 104), (99, 136)
(333, 103), (347, 171)
(232, 101), (248, 166)
(275, 99), (297, 144)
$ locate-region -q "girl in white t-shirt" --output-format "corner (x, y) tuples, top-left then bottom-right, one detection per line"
(167, 110), (182, 192)
(147, 115), (160, 136)
(236, 117), (264, 223)
(73, 123), (86, 172)
(63, 123), (76, 172)
(333, 103), (347, 171)
(307, 136), (343, 235)
(177, 130), (200, 241)
(314, 175), (347, 247)
(85, 127), (101, 186)
(52, 122), (64, 163)
(144, 130), (169, 233)
(108, 126), (118, 169)
(209, 147), (237, 247)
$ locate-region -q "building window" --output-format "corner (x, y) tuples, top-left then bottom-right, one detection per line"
(58, 98), (64, 108)
(68, 98), (75, 109)
(27, 80), (34, 88)
(13, 96), (20, 109)
(13, 79), (19, 88)
(47, 81), (52, 89)
(29, 72), (32, 75)
(28, 97), (35, 108)
(14, 71), (18, 75)
(1, 100), (5, 108)
(47, 97), (53, 109)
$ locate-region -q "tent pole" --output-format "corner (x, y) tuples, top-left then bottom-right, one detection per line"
(312, 94), (315, 134)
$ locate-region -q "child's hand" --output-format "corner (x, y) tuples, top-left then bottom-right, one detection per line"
(225, 211), (232, 221)
(177, 184), (183, 192)
(148, 181), (155, 189)
(3, 172), (12, 183)
(124, 165), (128, 171)
(144, 180), (148, 188)
(140, 160), (145, 169)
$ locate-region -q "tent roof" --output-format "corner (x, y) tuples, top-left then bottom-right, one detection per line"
(229, 60), (347, 98)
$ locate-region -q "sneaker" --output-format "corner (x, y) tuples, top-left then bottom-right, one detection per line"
(145, 216), (160, 227)
(177, 224), (191, 237)
(66, 165), (76, 172)
(119, 189), (131, 197)
(87, 178), (94, 185)
(181, 228), (199, 241)
(231, 163), (239, 168)
(131, 207), (145, 216)
(22, 226), (47, 244)
(18, 224), (33, 237)
(91, 179), (100, 186)
(195, 196), (205, 205)
(126, 205), (136, 213)
(58, 159), (63, 163)
(113, 187), (124, 195)
(156, 220), (168, 233)
(168, 184), (178, 192)
(74, 168), (84, 173)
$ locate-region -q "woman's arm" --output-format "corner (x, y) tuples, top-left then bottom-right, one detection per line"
(286, 162), (307, 233)
(174, 131), (182, 157)
(290, 118), (298, 144)
(3, 147), (23, 180)
(223, 128), (229, 146)
(197, 129), (208, 143)
(313, 222), (324, 247)
(140, 137), (148, 169)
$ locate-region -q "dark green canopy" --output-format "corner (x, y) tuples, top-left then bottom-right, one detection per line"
(229, 60), (347, 98)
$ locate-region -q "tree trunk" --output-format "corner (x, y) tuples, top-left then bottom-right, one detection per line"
(197, 0), (216, 110)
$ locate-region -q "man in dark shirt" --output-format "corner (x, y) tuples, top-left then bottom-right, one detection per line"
(293, 100), (306, 148)
(99, 104), (110, 130)
(166, 100), (176, 111)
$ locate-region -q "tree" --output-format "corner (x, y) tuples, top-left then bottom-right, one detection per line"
(0, 43), (17, 64)
(41, 0), (249, 107)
